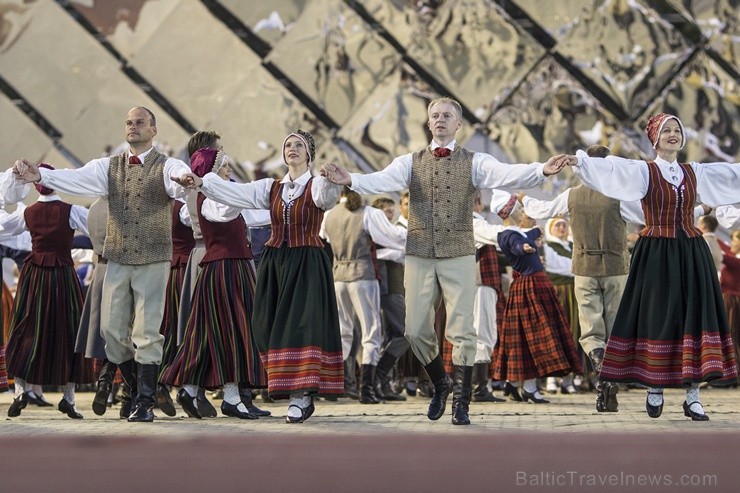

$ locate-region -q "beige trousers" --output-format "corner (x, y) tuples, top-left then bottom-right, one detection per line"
(404, 255), (476, 366)
(101, 261), (169, 365)
(574, 274), (628, 355)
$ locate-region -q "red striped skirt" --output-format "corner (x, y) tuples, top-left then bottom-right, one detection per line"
(160, 258), (266, 389)
(159, 263), (187, 372)
(493, 271), (582, 381)
(6, 263), (92, 385)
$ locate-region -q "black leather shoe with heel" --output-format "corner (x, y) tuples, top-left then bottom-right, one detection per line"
(683, 401), (709, 421)
(645, 391), (663, 418)
(503, 382), (522, 402)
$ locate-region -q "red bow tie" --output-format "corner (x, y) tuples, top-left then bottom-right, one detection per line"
(433, 147), (451, 158)
(128, 155), (142, 165)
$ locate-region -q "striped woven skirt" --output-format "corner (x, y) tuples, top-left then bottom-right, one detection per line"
(553, 281), (580, 347)
(6, 263), (92, 385)
(600, 235), (738, 387)
(493, 271), (583, 381)
(252, 245), (343, 398)
(160, 258), (266, 388)
(725, 293), (740, 375)
(159, 263), (188, 372)
(1, 281), (12, 390)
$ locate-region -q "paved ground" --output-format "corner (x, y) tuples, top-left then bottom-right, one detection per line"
(1, 386), (739, 492)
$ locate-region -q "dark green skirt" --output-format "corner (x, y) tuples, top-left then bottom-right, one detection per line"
(601, 234), (737, 387)
(252, 244), (343, 398)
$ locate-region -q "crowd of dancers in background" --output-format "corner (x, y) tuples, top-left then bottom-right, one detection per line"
(1, 99), (739, 425)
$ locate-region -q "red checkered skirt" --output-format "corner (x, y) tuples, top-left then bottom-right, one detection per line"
(493, 271), (582, 381)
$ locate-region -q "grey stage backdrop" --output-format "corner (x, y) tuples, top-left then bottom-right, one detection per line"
(0, 0), (737, 205)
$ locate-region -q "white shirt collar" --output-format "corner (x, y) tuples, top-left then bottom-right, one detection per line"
(280, 169), (312, 186)
(654, 155), (678, 167)
(430, 139), (457, 151)
(37, 194), (61, 202)
(129, 147), (154, 161)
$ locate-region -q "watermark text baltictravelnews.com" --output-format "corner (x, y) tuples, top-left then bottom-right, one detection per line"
(516, 470), (718, 488)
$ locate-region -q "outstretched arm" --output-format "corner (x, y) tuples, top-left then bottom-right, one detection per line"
(320, 163), (351, 185)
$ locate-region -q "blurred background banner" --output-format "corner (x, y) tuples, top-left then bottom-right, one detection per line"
(0, 0), (737, 204)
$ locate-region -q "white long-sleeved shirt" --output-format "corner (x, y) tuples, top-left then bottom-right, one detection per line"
(36, 148), (190, 199)
(542, 238), (574, 277)
(0, 195), (89, 241)
(200, 169), (341, 212)
(473, 211), (504, 249)
(573, 151), (740, 207)
(321, 200), (407, 251)
(523, 188), (706, 225)
(348, 140), (547, 194)
(716, 205), (740, 229)
(0, 169), (30, 207)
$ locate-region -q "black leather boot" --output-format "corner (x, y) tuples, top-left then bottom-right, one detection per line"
(424, 355), (451, 421)
(595, 381), (619, 412)
(343, 358), (359, 400)
(374, 352), (406, 401)
(360, 364), (382, 404)
(471, 362), (505, 402)
(452, 365), (473, 425)
(128, 364), (157, 422)
(119, 383), (132, 419)
(588, 348), (605, 375)
(92, 359), (117, 416)
(117, 359), (138, 408)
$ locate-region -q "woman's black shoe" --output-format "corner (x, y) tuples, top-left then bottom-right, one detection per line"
(176, 389), (202, 419)
(683, 401), (709, 421)
(7, 393), (28, 417)
(27, 391), (54, 407)
(521, 390), (550, 404)
(58, 399), (83, 419)
(645, 391), (663, 418)
(303, 396), (315, 420)
(286, 404), (305, 423)
(221, 401), (259, 420)
(503, 382), (522, 402)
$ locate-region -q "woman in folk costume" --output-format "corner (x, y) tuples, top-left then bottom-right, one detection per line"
(1, 280), (11, 392)
(492, 195), (583, 404)
(173, 130), (343, 423)
(542, 217), (581, 395)
(154, 195), (195, 417)
(0, 169), (30, 394)
(2, 164), (92, 419)
(566, 113), (739, 420)
(720, 230), (740, 383)
(160, 148), (267, 419)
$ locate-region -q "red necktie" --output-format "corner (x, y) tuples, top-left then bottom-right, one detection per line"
(433, 147), (451, 158)
(128, 155), (142, 165)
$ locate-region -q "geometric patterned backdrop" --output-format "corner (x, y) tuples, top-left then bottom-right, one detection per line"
(1, 0), (738, 206)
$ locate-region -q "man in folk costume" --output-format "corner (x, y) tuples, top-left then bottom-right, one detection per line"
(467, 191), (511, 403)
(321, 97), (568, 424)
(322, 187), (407, 404)
(563, 113), (740, 420)
(13, 106), (192, 422)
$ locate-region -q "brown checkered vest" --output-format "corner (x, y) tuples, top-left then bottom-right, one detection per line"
(104, 150), (172, 265)
(568, 184), (629, 277)
(406, 146), (477, 258)
(324, 205), (375, 282)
